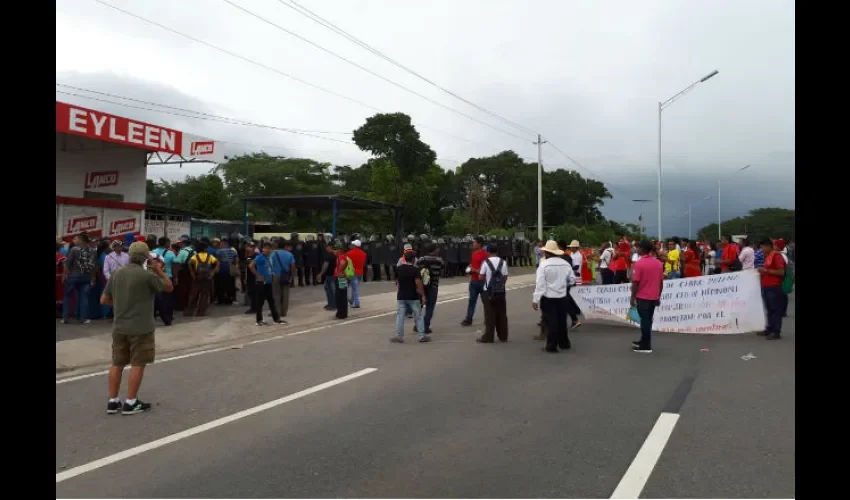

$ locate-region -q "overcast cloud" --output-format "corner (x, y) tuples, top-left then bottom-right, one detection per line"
(56, 0), (795, 237)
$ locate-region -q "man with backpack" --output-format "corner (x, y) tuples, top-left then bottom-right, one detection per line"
(62, 231), (97, 324)
(477, 244), (509, 343)
(416, 243), (445, 334)
(249, 242), (286, 326)
(185, 241), (219, 317)
(332, 242), (353, 320)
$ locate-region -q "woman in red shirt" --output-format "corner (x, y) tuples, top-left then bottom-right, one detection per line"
(580, 247), (592, 284)
(611, 241), (631, 284)
(333, 243), (350, 319)
(683, 244), (702, 278)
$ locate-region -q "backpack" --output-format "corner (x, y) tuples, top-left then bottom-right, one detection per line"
(77, 246), (95, 274)
(484, 258), (506, 296)
(194, 254), (214, 282)
(344, 257), (355, 280)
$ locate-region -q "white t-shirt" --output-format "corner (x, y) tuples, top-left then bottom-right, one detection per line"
(739, 246), (755, 270)
(480, 256), (509, 290)
(570, 251), (583, 284)
(599, 248), (613, 269)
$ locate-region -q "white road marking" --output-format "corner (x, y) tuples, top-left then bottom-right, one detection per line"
(56, 368), (378, 484)
(610, 412), (680, 499)
(57, 284), (532, 384)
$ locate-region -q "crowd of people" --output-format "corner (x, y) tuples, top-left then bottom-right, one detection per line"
(57, 229), (794, 414)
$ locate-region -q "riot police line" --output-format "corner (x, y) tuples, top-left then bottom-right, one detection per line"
(229, 232), (536, 285)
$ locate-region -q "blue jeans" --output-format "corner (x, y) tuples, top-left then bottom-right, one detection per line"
(464, 280), (485, 322)
(396, 300), (425, 338)
(324, 276), (336, 308)
(636, 298), (657, 349)
(63, 274), (91, 320)
(761, 286), (783, 334)
(350, 275), (362, 307)
(667, 270), (681, 279)
(423, 286), (439, 330)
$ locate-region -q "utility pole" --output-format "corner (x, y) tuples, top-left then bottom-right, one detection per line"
(534, 134), (547, 241)
(717, 180), (721, 241)
(688, 203), (692, 239)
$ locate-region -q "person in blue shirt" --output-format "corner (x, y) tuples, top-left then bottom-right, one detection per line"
(248, 242), (285, 326)
(153, 237), (176, 325)
(271, 240), (296, 319)
(214, 237), (238, 305)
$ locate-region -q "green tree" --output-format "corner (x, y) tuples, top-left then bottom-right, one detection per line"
(697, 207), (795, 242)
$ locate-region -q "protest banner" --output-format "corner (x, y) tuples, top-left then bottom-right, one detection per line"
(570, 270), (764, 334)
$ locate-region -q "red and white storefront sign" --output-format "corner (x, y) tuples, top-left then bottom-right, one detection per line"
(56, 101), (225, 163)
(58, 206), (144, 242)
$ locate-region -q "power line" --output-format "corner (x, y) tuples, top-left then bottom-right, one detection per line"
(56, 84), (351, 135)
(56, 89), (357, 145)
(275, 0), (538, 137)
(95, 0), (521, 156)
(95, 0), (379, 112)
(221, 0), (532, 143)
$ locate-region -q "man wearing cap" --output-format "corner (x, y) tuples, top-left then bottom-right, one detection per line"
(101, 241), (173, 415)
(532, 240), (575, 352)
(103, 240), (129, 282)
(461, 236), (488, 327)
(346, 239), (367, 309)
(630, 240), (664, 354)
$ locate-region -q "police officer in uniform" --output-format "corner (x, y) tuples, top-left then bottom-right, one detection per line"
(369, 234), (383, 281)
(314, 233), (328, 284)
(459, 236), (471, 276)
(384, 234), (398, 280)
(304, 234), (319, 284)
(446, 237), (458, 277)
(290, 232), (306, 286)
(437, 237), (448, 277)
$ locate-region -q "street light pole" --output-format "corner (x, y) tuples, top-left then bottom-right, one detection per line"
(717, 164), (751, 240)
(657, 69), (719, 243)
(633, 199), (653, 238)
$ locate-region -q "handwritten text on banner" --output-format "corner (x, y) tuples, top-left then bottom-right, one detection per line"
(570, 270), (764, 334)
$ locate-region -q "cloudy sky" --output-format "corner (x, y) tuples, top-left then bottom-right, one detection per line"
(56, 0), (795, 237)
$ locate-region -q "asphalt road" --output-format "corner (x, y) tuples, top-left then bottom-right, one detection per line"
(56, 273), (492, 342)
(56, 288), (795, 498)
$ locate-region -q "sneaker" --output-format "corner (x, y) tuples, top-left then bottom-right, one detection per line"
(571, 321), (583, 329)
(631, 340), (641, 347)
(460, 319), (472, 327)
(256, 321), (268, 326)
(274, 319), (288, 325)
(390, 336), (404, 343)
(121, 400), (152, 415)
(425, 328), (433, 334)
(106, 400), (121, 415)
(82, 319), (91, 325)
(766, 334), (781, 340)
(60, 319), (69, 324)
(632, 346), (653, 354)
(418, 335), (432, 343)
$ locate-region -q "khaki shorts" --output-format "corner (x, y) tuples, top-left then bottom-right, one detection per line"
(111, 332), (156, 367)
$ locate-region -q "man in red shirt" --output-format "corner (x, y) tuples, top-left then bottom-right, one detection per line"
(758, 239), (786, 340)
(630, 240), (664, 353)
(346, 240), (367, 308)
(718, 234), (740, 272)
(461, 236), (488, 326)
